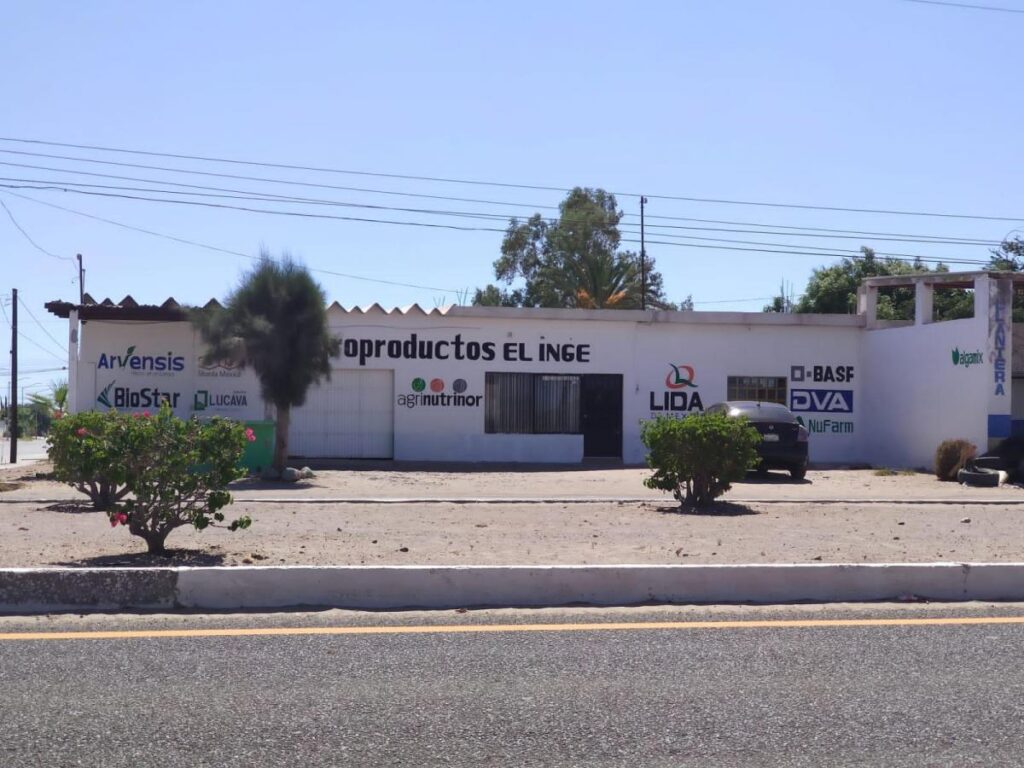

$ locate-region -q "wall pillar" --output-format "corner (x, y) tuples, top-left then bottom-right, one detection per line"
(914, 281), (933, 326)
(861, 285), (879, 329)
(68, 309), (79, 414)
(974, 274), (991, 320)
(982, 275), (1012, 449)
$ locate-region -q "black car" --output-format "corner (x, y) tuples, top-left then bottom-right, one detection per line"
(706, 401), (809, 479)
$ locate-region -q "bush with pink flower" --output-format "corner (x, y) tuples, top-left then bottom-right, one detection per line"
(49, 410), (131, 510)
(48, 405), (252, 554)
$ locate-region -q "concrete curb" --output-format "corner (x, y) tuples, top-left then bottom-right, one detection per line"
(0, 568), (177, 613)
(2, 563), (1024, 614)
(2, 497), (1023, 506)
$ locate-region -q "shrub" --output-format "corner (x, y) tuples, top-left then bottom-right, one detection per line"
(49, 405), (252, 554)
(48, 410), (130, 510)
(934, 439), (976, 481)
(641, 412), (762, 508)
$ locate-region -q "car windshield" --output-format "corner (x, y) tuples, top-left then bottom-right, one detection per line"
(722, 402), (797, 422)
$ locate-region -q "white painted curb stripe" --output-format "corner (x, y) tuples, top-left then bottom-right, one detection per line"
(173, 563), (1024, 610)
(3, 563), (1023, 613)
(3, 497), (1022, 505)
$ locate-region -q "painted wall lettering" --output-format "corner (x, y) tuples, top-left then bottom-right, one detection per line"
(790, 389), (854, 413)
(339, 333), (590, 367)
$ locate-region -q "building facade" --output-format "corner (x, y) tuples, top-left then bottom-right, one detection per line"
(46, 271), (1022, 469)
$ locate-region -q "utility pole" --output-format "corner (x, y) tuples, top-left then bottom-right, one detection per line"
(640, 196), (648, 311)
(9, 288), (16, 464)
(77, 253), (84, 304)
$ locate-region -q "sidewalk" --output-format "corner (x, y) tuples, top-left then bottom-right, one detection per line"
(0, 438), (48, 471)
(3, 465), (1023, 504)
(2, 463), (1023, 612)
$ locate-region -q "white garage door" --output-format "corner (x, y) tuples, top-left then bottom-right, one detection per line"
(289, 370), (394, 458)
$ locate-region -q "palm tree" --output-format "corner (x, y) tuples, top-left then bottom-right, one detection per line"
(565, 251), (632, 309)
(194, 254), (339, 472)
(25, 379), (68, 434)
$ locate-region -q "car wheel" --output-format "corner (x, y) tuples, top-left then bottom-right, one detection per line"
(790, 465), (807, 480)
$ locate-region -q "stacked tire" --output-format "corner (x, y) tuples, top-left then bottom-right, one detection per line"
(957, 456), (1004, 488)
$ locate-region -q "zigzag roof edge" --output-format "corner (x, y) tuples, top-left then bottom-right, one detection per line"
(397, 303), (427, 315)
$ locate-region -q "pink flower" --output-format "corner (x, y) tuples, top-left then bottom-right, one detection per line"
(132, 412), (141, 419)
(110, 518), (117, 528)
(244, 428), (256, 443)
(142, 410), (151, 418)
(110, 512), (128, 527)
(76, 427), (88, 437)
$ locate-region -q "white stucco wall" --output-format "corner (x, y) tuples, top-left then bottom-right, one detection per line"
(861, 315), (990, 469)
(76, 320), (263, 421)
(325, 308), (863, 464)
(69, 306), (866, 465)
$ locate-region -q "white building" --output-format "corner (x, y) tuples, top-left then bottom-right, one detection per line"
(46, 271), (1022, 469)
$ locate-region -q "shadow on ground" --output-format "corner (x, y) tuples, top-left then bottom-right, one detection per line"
(41, 502), (96, 514)
(289, 459), (641, 474)
(229, 477), (315, 492)
(53, 550), (227, 568)
(656, 501), (758, 517)
(736, 471), (812, 486)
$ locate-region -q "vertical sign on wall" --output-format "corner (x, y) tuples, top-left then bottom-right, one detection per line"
(987, 277), (1012, 444)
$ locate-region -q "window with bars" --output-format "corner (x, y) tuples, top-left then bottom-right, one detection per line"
(726, 375), (787, 405)
(485, 372), (581, 434)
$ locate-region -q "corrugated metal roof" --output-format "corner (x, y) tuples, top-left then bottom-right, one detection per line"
(45, 296), (867, 327)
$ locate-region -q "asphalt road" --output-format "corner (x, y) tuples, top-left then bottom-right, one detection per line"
(2, 603), (1024, 767)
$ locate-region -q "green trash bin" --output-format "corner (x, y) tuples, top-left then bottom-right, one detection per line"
(241, 420), (275, 474)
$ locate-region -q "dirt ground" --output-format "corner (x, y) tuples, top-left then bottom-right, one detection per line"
(1, 461), (1023, 567)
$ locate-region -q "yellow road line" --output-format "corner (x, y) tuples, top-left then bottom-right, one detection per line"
(2, 615), (1024, 641)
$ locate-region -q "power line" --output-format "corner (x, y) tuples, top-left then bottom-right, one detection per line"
(902, 0), (1024, 13)
(0, 190), (465, 295)
(627, 212), (1002, 243)
(0, 366), (66, 375)
(691, 296), (780, 305)
(0, 170), (1002, 248)
(0, 295), (63, 362)
(0, 198), (76, 263)
(0, 183), (507, 233)
(0, 190), (833, 308)
(638, 237), (985, 266)
(0, 149), (1006, 244)
(0, 138), (1023, 222)
(2, 183), (993, 268)
(0, 154), (556, 217)
(18, 295), (66, 355)
(1, 183), (990, 267)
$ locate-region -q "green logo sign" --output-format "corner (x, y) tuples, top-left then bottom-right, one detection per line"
(97, 380), (115, 408)
(411, 377), (426, 392)
(952, 347), (984, 368)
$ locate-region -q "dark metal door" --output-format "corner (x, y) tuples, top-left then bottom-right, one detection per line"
(582, 374), (623, 458)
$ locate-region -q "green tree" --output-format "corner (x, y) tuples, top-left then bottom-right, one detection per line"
(763, 281), (795, 313)
(474, 187), (675, 310)
(990, 236), (1024, 322)
(25, 379), (69, 435)
(795, 247), (973, 322)
(194, 254), (340, 472)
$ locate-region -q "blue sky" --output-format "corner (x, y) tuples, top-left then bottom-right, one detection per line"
(3, 0), (1024, 398)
